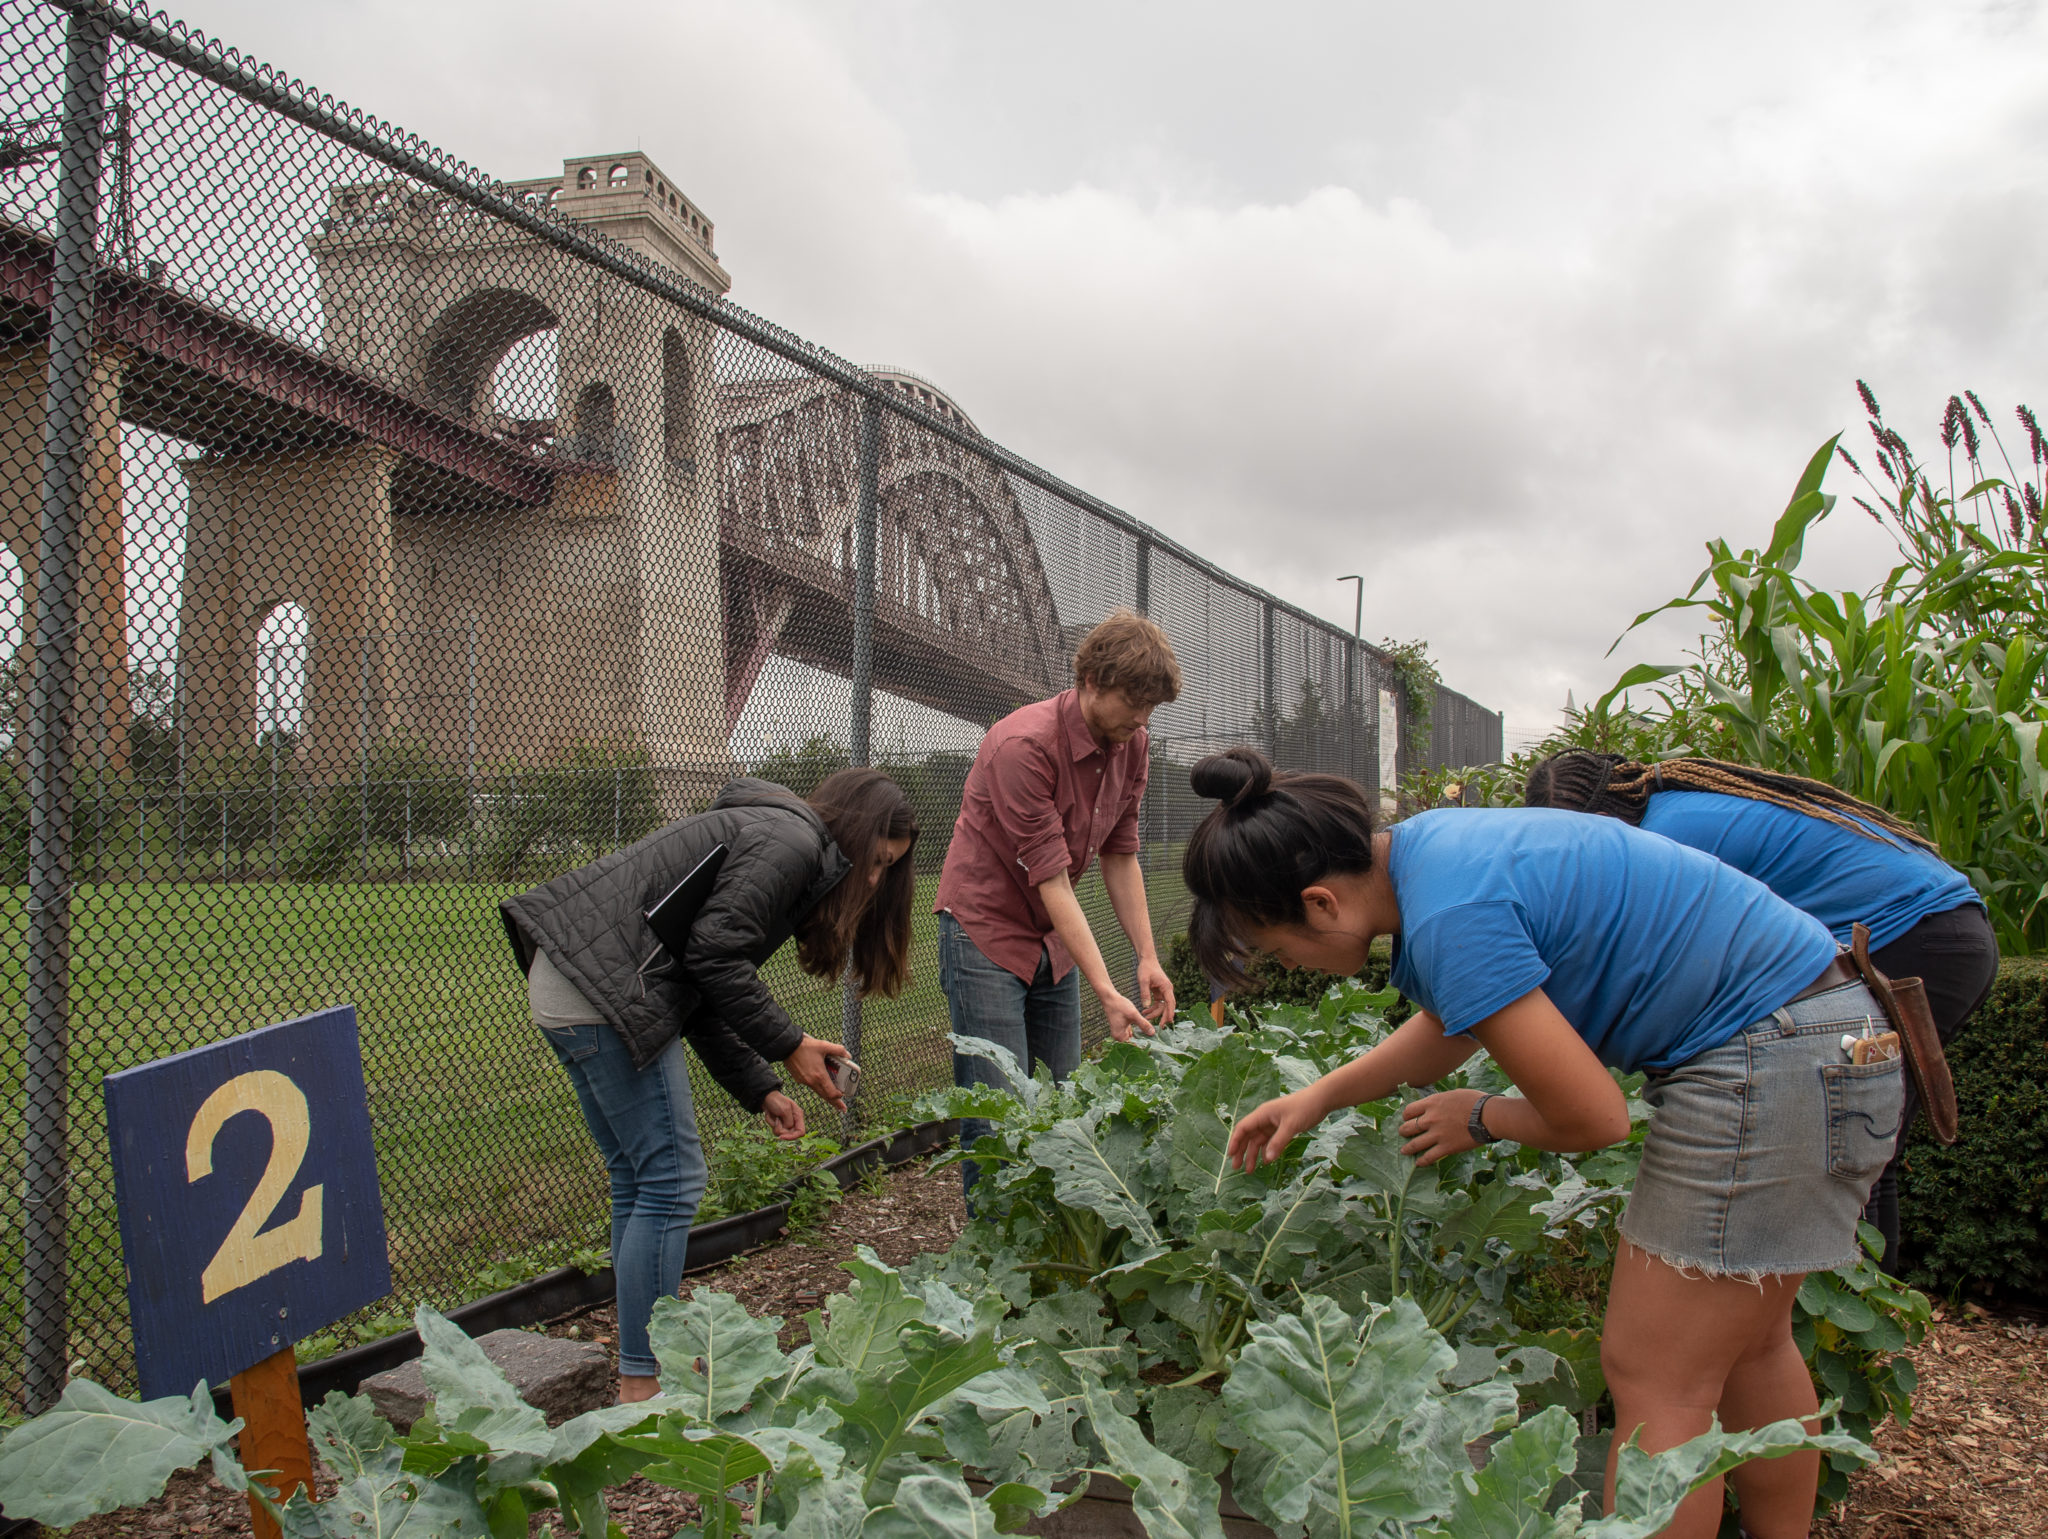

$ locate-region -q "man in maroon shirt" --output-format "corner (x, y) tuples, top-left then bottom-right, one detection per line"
(937, 611), (1182, 1194)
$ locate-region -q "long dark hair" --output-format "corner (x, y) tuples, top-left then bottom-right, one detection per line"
(795, 768), (918, 998)
(1182, 746), (1380, 988)
(1523, 752), (1938, 853)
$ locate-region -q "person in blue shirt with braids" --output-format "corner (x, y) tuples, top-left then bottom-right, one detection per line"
(1191, 747), (1896, 1539)
(1524, 752), (1996, 1272)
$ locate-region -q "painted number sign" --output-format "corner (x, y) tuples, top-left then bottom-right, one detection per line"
(104, 1005), (391, 1399)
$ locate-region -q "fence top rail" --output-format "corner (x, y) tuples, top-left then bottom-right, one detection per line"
(48, 0), (1426, 678)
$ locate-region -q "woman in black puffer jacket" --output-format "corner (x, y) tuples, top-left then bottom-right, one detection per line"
(500, 769), (917, 1402)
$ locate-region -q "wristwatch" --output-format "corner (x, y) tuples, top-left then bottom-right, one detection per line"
(1467, 1093), (1500, 1145)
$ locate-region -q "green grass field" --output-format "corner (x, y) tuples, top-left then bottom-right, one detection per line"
(1, 856), (1189, 1398)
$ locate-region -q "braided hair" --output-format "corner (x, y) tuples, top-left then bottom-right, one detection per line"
(1523, 751), (1939, 853)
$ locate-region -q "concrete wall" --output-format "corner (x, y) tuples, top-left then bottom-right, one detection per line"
(0, 343), (130, 771)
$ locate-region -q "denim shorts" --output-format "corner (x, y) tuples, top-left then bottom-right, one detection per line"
(1619, 981), (1903, 1279)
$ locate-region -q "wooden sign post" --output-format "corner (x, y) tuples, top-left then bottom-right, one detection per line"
(230, 1348), (315, 1539)
(103, 1006), (390, 1533)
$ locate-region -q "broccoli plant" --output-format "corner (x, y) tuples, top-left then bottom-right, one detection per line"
(0, 980), (1906, 1536)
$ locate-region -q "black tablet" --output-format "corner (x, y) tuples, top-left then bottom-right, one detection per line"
(642, 843), (729, 963)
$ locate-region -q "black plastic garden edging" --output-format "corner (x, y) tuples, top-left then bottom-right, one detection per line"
(203, 1117), (958, 1417)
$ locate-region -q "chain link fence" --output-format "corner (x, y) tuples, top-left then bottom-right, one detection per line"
(0, 0), (1502, 1407)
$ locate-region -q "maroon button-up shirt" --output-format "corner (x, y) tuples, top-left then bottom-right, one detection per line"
(934, 688), (1150, 984)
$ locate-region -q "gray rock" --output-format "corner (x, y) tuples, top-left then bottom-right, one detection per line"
(361, 1328), (610, 1430)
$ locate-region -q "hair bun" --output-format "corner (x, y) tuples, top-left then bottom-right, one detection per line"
(1190, 747), (1274, 809)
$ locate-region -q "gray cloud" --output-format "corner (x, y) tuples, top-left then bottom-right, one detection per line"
(150, 0), (2048, 744)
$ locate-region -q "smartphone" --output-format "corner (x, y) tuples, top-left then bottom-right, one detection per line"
(827, 1055), (863, 1100)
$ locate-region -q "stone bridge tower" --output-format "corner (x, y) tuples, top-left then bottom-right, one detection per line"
(176, 152), (732, 782)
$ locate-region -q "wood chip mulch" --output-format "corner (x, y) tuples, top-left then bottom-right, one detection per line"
(1813, 1301), (2048, 1539)
(45, 1166), (2048, 1538)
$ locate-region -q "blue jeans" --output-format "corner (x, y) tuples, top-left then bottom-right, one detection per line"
(540, 1022), (707, 1378)
(940, 910), (1081, 1199)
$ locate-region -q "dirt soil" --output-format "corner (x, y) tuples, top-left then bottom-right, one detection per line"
(53, 1162), (2047, 1538)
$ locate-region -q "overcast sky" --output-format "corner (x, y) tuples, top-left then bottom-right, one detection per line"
(95, 0), (2048, 744)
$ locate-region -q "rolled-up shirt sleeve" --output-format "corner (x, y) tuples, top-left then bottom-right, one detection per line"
(987, 737), (1072, 886)
(1101, 742), (1149, 856)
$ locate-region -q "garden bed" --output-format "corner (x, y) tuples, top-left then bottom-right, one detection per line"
(20, 994), (2048, 1538)
(34, 1169), (2048, 1537)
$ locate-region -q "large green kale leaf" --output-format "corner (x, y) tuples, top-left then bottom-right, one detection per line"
(1583, 1412), (1876, 1539)
(1028, 1114), (1164, 1248)
(807, 1246), (932, 1376)
(0, 1379), (244, 1528)
(650, 1288), (788, 1420)
(1081, 1382), (1230, 1539)
(1223, 1294), (1514, 1538)
(1167, 1035), (1292, 1223)
(1414, 1403), (1581, 1539)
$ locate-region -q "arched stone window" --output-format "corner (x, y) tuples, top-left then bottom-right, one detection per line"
(574, 381), (617, 465)
(491, 325), (560, 432)
(423, 288), (558, 419)
(254, 601), (309, 742)
(576, 166), (596, 190)
(662, 330), (693, 471)
(608, 163), (629, 188)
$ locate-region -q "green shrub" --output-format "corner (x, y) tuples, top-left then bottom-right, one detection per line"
(880, 750), (974, 874)
(476, 738), (658, 880)
(750, 734), (849, 798)
(1898, 955), (2048, 1298)
(286, 738), (474, 880)
(0, 758), (24, 884)
(695, 1123), (844, 1231)
(1163, 930), (1405, 1024)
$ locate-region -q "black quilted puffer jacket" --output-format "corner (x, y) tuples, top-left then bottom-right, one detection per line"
(499, 778), (851, 1111)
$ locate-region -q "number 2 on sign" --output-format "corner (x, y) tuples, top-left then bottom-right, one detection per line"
(185, 1070), (325, 1304)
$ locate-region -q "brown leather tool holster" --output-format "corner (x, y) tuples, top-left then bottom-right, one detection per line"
(1848, 921), (1960, 1145)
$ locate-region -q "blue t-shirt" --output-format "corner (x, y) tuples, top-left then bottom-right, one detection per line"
(1639, 790), (1980, 950)
(1386, 808), (1837, 1073)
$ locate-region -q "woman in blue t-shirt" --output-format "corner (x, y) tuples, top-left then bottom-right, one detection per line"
(1189, 748), (1896, 1539)
(1524, 752), (1997, 1271)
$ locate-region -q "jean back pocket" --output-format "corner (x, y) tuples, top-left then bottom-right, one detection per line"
(1820, 1058), (1903, 1182)
(540, 1022), (602, 1062)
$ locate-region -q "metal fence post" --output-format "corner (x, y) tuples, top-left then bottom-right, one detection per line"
(359, 633), (372, 874)
(23, 4), (111, 1415)
(848, 399), (879, 770)
(267, 723), (279, 868)
(841, 397), (881, 1113)
(465, 618), (478, 877)
(1132, 537), (1162, 883)
(1261, 601), (1277, 754)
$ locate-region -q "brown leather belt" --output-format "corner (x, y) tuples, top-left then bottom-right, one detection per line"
(1792, 954), (1858, 1002)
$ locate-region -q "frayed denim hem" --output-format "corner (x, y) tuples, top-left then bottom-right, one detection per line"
(1617, 1221), (1853, 1284)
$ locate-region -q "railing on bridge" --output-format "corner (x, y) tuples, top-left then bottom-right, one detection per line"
(0, 0), (1503, 1407)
